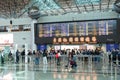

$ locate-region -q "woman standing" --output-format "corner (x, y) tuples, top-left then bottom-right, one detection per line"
(43, 49), (48, 65)
(35, 50), (40, 65)
(56, 50), (61, 66)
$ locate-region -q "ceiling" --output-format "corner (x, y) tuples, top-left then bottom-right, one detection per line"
(34, 0), (116, 15)
(0, 0), (118, 18)
(0, 0), (30, 18)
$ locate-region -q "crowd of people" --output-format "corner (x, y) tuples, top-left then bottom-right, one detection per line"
(1, 48), (120, 67)
(14, 48), (104, 68)
(108, 49), (120, 62)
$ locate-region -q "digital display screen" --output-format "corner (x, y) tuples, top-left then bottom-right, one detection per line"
(35, 19), (118, 44)
(37, 20), (116, 37)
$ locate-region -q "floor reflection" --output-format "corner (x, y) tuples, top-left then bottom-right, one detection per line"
(0, 61), (119, 80)
(43, 64), (47, 73)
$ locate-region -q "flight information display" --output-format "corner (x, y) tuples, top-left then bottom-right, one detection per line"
(37, 20), (116, 37)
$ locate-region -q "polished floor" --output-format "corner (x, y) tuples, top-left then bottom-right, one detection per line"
(0, 57), (120, 80)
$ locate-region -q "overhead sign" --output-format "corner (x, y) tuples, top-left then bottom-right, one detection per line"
(53, 36), (97, 44)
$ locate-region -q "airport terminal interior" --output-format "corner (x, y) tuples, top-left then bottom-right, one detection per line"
(0, 0), (120, 80)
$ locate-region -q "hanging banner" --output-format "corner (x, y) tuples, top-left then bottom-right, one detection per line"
(37, 45), (47, 51)
(106, 44), (119, 52)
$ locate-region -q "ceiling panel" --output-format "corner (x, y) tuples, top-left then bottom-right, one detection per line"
(0, 0), (30, 18)
(0, 0), (117, 18)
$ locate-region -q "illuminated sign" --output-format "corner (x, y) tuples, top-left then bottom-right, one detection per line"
(63, 38), (67, 42)
(75, 37), (79, 42)
(69, 37), (73, 42)
(0, 34), (13, 45)
(58, 38), (62, 43)
(92, 36), (96, 42)
(80, 37), (84, 42)
(85, 37), (90, 42)
(53, 38), (57, 43)
(53, 36), (97, 44)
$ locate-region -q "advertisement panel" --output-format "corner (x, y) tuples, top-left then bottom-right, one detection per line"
(0, 33), (13, 45)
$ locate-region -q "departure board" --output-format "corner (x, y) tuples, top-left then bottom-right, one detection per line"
(37, 20), (116, 37)
(61, 23), (68, 36)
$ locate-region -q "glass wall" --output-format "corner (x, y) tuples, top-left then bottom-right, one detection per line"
(37, 20), (116, 37)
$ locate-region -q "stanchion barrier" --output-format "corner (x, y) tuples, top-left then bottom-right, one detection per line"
(102, 53), (109, 65)
(83, 55), (85, 64)
(110, 55), (113, 76)
(8, 54), (105, 68)
(47, 55), (55, 64)
(90, 55), (93, 66)
(88, 55), (90, 65)
(110, 56), (113, 77)
(115, 66), (117, 80)
(110, 54), (120, 80)
(61, 55), (66, 65)
(110, 54), (113, 66)
(48, 55), (52, 64)
(116, 55), (119, 66)
(106, 53), (109, 65)
(7, 54), (104, 65)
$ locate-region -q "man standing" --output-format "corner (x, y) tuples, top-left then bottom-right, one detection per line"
(16, 50), (19, 63)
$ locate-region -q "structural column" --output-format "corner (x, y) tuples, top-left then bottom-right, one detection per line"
(25, 43), (28, 63)
(31, 19), (37, 51)
(14, 44), (18, 63)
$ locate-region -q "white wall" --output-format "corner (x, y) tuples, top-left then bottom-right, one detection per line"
(0, 11), (118, 26)
(0, 31), (32, 51)
(13, 31), (31, 45)
(0, 17), (35, 51)
(0, 18), (32, 26)
(38, 11), (119, 23)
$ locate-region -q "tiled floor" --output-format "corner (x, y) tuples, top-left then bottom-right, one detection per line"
(0, 58), (120, 80)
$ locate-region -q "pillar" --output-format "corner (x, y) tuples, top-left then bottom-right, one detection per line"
(31, 19), (37, 51)
(14, 44), (18, 63)
(25, 44), (28, 63)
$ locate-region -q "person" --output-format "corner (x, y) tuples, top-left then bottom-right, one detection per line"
(43, 49), (48, 64)
(35, 50), (40, 65)
(21, 49), (25, 63)
(70, 55), (77, 68)
(56, 50), (61, 66)
(16, 50), (19, 63)
(28, 50), (32, 63)
(8, 51), (13, 61)
(65, 49), (70, 68)
(49, 50), (53, 63)
(1, 50), (4, 64)
(33, 50), (35, 55)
